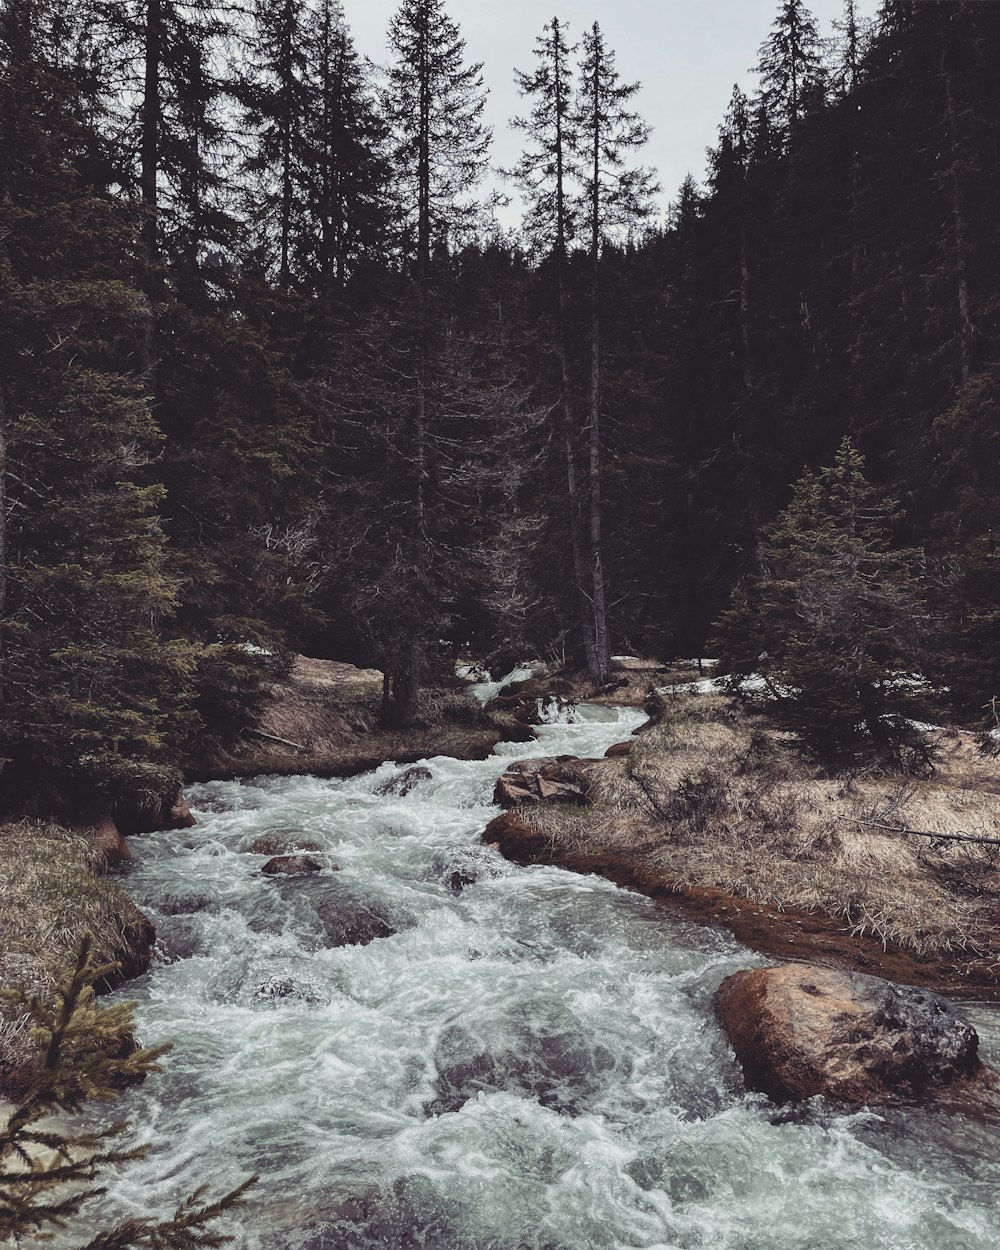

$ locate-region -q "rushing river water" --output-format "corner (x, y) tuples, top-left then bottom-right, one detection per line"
(96, 679), (1000, 1250)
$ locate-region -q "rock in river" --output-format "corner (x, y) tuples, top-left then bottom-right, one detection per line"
(716, 962), (984, 1105)
(261, 854), (327, 877)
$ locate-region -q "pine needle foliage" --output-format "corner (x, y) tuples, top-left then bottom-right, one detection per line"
(0, 937), (254, 1247)
(713, 439), (934, 771)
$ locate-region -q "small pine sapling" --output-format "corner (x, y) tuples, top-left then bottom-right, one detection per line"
(0, 937), (255, 1247)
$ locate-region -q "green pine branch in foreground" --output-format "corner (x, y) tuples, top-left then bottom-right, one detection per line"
(0, 936), (255, 1247)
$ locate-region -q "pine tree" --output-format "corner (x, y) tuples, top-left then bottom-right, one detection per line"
(757, 0), (825, 139)
(360, 0), (491, 727)
(509, 18), (597, 675)
(714, 440), (932, 770)
(1, 938), (254, 1246)
(383, 0), (490, 271)
(573, 23), (657, 682)
(0, 0), (194, 814)
(299, 0), (389, 301)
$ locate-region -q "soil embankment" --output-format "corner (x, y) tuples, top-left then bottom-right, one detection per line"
(483, 663), (1000, 1000)
(0, 821), (156, 1097)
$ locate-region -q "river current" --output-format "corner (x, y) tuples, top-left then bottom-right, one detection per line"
(96, 676), (1000, 1249)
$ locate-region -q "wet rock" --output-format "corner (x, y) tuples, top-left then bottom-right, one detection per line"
(316, 899), (395, 948)
(159, 893), (216, 916)
(92, 813), (131, 868)
(438, 846), (504, 893)
(481, 811), (550, 865)
(252, 975), (328, 1007)
(262, 854), (327, 877)
(716, 963), (985, 1105)
(375, 766), (433, 797)
(604, 741), (633, 758)
(169, 789), (198, 829)
(157, 916), (204, 962)
(245, 834), (323, 856)
(427, 1002), (623, 1115)
(493, 756), (595, 809)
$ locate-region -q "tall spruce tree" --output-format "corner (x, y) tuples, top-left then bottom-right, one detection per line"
(756, 0), (825, 139)
(361, 0), (491, 727)
(573, 23), (658, 683)
(510, 18), (597, 674)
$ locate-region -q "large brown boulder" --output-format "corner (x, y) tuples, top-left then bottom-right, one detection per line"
(716, 963), (984, 1105)
(493, 756), (596, 808)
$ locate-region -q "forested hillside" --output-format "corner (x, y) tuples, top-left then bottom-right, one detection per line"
(1, 0), (998, 815)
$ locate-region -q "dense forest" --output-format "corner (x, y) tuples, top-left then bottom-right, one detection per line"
(1, 0), (999, 814)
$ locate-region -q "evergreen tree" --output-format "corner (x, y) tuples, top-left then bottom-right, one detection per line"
(0, 0), (193, 814)
(356, 0), (492, 727)
(573, 23), (658, 683)
(509, 18), (596, 674)
(383, 0), (490, 269)
(756, 0), (825, 138)
(234, 0), (309, 290)
(714, 440), (932, 770)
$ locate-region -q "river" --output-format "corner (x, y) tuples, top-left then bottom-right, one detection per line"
(94, 674), (1000, 1249)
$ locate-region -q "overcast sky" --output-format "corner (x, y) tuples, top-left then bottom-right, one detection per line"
(344, 0), (877, 225)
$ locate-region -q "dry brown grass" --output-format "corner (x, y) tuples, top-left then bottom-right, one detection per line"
(519, 691), (1000, 961)
(196, 655), (505, 780)
(0, 821), (151, 1093)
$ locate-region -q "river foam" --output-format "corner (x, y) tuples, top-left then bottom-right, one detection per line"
(91, 681), (1000, 1249)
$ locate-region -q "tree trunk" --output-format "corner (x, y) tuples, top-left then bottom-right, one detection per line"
(551, 22), (596, 677)
(140, 0), (161, 376)
(738, 217), (765, 575)
(942, 56), (972, 385)
(583, 38), (613, 685)
(0, 382), (7, 715)
(587, 194), (610, 684)
(279, 0), (294, 290)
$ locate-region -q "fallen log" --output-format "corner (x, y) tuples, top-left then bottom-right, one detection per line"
(244, 728), (306, 751)
(837, 816), (1000, 849)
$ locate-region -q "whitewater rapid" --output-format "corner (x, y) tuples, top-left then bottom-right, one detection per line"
(94, 683), (1000, 1249)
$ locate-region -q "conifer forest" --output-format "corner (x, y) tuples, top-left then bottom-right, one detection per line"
(6, 2), (1000, 1247)
(2, 0), (999, 809)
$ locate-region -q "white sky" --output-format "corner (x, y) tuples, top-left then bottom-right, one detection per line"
(345, 0), (876, 225)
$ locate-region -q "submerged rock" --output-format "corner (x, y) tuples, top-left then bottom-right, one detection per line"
(245, 834), (323, 856)
(316, 899), (395, 948)
(437, 846), (505, 893)
(375, 766), (433, 798)
(262, 854), (327, 877)
(427, 1002), (624, 1115)
(716, 963), (984, 1104)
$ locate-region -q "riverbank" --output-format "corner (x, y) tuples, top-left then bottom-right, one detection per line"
(0, 821), (155, 1097)
(483, 668), (1000, 1000)
(188, 655), (522, 781)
